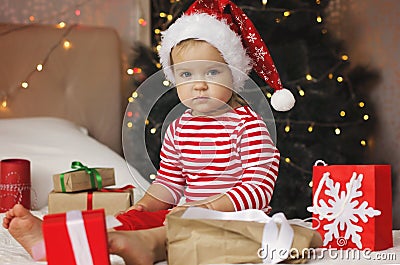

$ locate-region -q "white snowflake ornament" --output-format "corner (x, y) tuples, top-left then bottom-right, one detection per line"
(307, 171), (381, 249)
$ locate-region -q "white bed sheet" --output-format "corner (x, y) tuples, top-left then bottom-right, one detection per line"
(305, 232), (400, 265)
(1, 208), (399, 265)
(0, 117), (150, 209)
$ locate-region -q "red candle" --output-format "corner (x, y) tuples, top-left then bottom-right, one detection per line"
(0, 159), (31, 212)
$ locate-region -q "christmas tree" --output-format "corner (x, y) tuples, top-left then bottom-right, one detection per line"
(125, 0), (378, 218)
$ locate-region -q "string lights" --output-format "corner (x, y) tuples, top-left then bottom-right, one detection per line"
(0, 24), (77, 110)
(0, 0), (101, 110)
(19, 0), (94, 26)
(2, 0), (149, 111)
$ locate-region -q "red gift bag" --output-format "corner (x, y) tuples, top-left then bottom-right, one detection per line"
(307, 162), (392, 251)
(43, 209), (110, 265)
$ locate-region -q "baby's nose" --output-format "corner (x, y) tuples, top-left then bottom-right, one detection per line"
(193, 80), (208, 90)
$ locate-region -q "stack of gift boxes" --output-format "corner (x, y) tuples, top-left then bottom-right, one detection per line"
(48, 161), (134, 216)
(43, 161), (134, 265)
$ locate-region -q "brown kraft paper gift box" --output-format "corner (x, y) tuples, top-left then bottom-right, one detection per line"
(53, 168), (115, 192)
(167, 209), (322, 265)
(48, 187), (134, 216)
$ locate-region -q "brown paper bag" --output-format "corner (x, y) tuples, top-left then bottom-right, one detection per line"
(53, 168), (115, 192)
(166, 209), (322, 265)
(48, 187), (133, 216)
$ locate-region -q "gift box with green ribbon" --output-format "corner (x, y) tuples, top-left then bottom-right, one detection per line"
(52, 161), (115, 193)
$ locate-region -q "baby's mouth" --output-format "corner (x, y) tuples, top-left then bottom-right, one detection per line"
(192, 96), (210, 101)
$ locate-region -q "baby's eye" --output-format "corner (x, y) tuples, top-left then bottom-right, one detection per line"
(180, 72), (192, 78)
(207, 69), (220, 76)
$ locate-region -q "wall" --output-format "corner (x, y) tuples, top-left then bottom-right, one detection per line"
(328, 0), (400, 228)
(0, 0), (151, 59)
(0, 0), (151, 126)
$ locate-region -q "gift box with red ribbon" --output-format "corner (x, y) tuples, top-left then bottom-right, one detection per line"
(43, 209), (110, 265)
(52, 161), (115, 193)
(307, 162), (392, 250)
(48, 185), (134, 215)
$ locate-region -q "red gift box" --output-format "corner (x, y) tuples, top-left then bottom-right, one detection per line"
(0, 159), (31, 212)
(307, 163), (392, 250)
(43, 209), (110, 265)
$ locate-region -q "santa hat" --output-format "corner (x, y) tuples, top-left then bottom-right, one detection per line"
(159, 0), (295, 111)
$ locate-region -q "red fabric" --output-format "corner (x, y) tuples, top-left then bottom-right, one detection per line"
(310, 165), (392, 251)
(98, 184), (135, 193)
(115, 209), (170, 231)
(42, 209), (110, 265)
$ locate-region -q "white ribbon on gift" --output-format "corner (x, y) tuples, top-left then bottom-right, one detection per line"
(66, 210), (94, 265)
(262, 213), (294, 264)
(181, 207), (294, 264)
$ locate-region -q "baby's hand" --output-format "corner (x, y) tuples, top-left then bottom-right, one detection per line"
(125, 203), (147, 212)
(168, 205), (187, 215)
(164, 206), (186, 225)
(168, 202), (210, 215)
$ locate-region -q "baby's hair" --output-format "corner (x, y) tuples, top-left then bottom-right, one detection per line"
(170, 39), (248, 108)
(170, 39), (204, 62)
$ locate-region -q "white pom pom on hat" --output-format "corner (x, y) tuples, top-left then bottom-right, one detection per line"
(159, 0), (296, 111)
(271, 88), (296, 112)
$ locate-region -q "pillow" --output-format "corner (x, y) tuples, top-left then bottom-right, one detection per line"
(0, 117), (149, 209)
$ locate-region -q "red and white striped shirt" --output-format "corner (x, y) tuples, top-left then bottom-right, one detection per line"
(153, 106), (280, 212)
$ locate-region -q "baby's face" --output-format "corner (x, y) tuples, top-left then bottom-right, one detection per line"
(171, 41), (234, 116)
